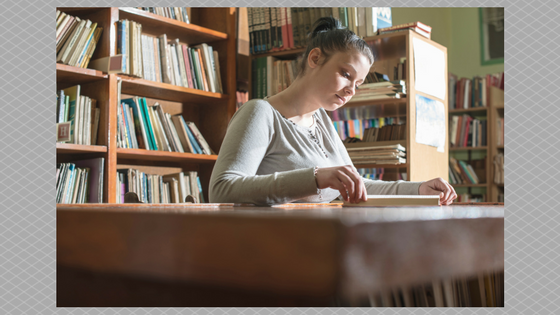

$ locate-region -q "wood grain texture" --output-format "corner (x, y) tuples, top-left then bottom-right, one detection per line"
(57, 204), (504, 305)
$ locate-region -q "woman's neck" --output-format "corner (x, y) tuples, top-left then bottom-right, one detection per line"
(267, 75), (320, 126)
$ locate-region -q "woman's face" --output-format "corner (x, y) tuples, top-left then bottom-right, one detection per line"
(307, 48), (371, 111)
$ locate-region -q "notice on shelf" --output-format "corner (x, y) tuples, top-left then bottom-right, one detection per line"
(416, 95), (446, 152)
(413, 37), (446, 101)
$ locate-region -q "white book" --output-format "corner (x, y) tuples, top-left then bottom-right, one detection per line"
(169, 43), (182, 86)
(174, 40), (189, 88)
(84, 97), (91, 145)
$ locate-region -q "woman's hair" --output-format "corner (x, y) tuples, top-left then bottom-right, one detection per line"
(298, 16), (374, 76)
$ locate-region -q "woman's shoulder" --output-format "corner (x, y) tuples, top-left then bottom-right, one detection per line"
(229, 99), (276, 125)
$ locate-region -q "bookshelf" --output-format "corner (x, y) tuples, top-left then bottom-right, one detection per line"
(249, 29), (449, 182)
(448, 80), (504, 202)
(56, 7), (237, 204)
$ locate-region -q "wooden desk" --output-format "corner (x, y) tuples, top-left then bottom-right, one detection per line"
(57, 204), (504, 306)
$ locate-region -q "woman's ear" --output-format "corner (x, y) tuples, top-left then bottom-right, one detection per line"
(307, 48), (322, 69)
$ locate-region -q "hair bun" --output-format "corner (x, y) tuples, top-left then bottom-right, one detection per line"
(310, 17), (343, 39)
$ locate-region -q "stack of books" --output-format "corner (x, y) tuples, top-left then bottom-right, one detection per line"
(346, 144), (406, 165)
(56, 158), (104, 204)
(248, 7), (391, 54)
(57, 85), (100, 145)
(378, 21), (432, 39)
(349, 80), (406, 102)
(116, 20), (223, 93)
(135, 7), (190, 23)
(449, 114), (487, 148)
(449, 157), (483, 185)
(116, 170), (203, 204)
(56, 10), (104, 68)
(117, 96), (213, 155)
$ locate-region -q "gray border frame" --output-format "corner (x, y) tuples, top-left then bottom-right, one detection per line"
(2, 0), (558, 314)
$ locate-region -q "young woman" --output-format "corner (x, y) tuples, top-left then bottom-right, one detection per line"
(209, 17), (456, 206)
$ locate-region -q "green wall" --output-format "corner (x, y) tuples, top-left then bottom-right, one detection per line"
(391, 7), (504, 78)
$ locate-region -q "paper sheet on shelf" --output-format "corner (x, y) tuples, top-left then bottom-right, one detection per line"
(413, 37), (446, 100)
(416, 95), (446, 152)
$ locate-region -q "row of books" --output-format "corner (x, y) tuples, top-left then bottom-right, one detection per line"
(248, 8), (391, 54)
(56, 158), (105, 204)
(117, 96), (213, 155)
(496, 117), (504, 146)
(449, 157), (484, 185)
(357, 168), (407, 181)
(116, 20), (223, 93)
(493, 152), (504, 185)
(251, 56), (299, 99)
(346, 144), (406, 165)
(56, 10), (103, 68)
(135, 7), (190, 23)
(377, 21), (432, 39)
(117, 170), (203, 204)
(449, 115), (488, 148)
(351, 80), (407, 102)
(332, 117), (400, 141)
(364, 272), (502, 307)
(56, 85), (100, 145)
(448, 72), (504, 109)
(363, 124), (406, 142)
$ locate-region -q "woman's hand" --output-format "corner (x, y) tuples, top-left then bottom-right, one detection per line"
(419, 177), (457, 205)
(315, 165), (367, 203)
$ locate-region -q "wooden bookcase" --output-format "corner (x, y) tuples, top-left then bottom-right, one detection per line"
(249, 30), (449, 182)
(56, 7), (237, 204)
(448, 84), (504, 202)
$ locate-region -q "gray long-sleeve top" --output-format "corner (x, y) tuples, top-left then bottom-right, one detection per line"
(209, 99), (422, 206)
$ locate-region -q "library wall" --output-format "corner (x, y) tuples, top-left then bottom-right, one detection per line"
(392, 8), (504, 78)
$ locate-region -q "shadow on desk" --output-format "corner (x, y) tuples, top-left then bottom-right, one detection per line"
(57, 203), (504, 307)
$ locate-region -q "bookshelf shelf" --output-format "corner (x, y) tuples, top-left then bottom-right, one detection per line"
(119, 75), (228, 104)
(449, 146), (488, 151)
(56, 64), (107, 85)
(57, 143), (108, 154)
(118, 8), (228, 44)
(497, 145), (504, 149)
(449, 107), (489, 114)
(252, 48), (305, 59)
(117, 148), (218, 163)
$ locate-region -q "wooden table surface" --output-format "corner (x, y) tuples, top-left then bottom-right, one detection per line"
(57, 203), (504, 306)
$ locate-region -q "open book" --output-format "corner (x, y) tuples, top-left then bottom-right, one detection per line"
(334, 195), (441, 207)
